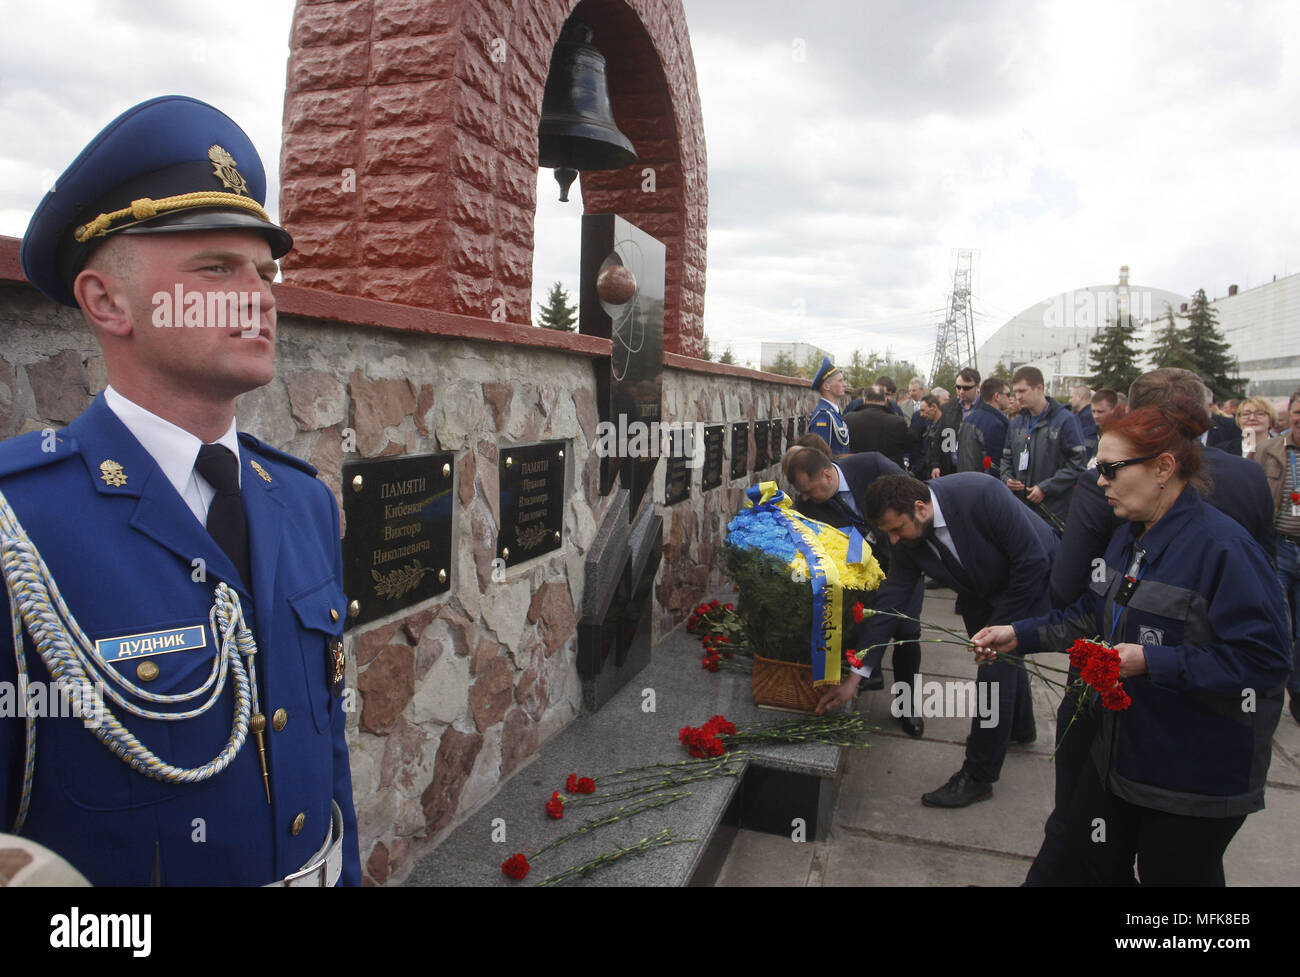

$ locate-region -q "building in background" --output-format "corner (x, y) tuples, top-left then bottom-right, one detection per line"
(977, 266), (1188, 395)
(1208, 274), (1300, 397)
(760, 341), (831, 372)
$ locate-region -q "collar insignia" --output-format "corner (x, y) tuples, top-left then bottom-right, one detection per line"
(208, 145), (250, 197)
(250, 459), (272, 483)
(99, 459), (127, 487)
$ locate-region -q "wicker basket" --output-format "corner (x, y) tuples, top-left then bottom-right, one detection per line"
(751, 654), (823, 713)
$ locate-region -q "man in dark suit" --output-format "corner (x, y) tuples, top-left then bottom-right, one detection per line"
(817, 474), (1057, 805)
(1027, 367), (1276, 885)
(784, 445), (925, 735)
(846, 386), (910, 467)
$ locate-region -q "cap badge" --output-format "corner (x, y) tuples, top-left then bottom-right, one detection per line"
(250, 459), (272, 483)
(99, 459), (128, 487)
(208, 145), (250, 197)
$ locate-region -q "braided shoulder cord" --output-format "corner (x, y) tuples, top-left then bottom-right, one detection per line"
(0, 488), (256, 833)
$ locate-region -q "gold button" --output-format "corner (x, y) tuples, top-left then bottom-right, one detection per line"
(136, 661), (159, 682)
(290, 812), (306, 836)
(329, 608), (339, 622)
(348, 599), (360, 618)
(272, 708), (288, 731)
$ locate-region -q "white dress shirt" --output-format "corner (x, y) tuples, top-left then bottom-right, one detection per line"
(104, 385), (241, 527)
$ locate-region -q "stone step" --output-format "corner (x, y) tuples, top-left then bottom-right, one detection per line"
(404, 595), (853, 886)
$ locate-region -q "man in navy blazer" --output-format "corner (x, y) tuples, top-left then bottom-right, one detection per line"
(817, 473), (1057, 806)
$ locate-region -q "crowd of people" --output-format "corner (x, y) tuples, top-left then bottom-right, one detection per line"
(789, 358), (1300, 886)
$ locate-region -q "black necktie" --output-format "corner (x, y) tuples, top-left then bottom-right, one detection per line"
(195, 443), (251, 585)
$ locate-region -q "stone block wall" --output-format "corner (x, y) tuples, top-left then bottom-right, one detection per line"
(0, 258), (804, 885)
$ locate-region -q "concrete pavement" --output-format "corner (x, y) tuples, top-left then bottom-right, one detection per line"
(714, 585), (1300, 887)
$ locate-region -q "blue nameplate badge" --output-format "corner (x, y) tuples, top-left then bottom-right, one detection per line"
(95, 625), (209, 662)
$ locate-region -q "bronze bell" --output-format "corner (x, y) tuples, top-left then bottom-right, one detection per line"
(538, 19), (638, 201)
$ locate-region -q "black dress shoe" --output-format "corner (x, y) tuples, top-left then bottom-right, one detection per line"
(1011, 730), (1037, 745)
(898, 715), (924, 738)
(921, 770), (992, 808)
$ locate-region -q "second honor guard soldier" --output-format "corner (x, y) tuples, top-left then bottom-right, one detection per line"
(809, 357), (851, 458)
(0, 96), (360, 885)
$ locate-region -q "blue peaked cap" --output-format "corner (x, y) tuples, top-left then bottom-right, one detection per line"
(21, 95), (292, 307)
(812, 356), (842, 391)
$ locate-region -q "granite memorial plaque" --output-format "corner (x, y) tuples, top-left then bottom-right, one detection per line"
(730, 422), (749, 480)
(580, 214), (666, 513)
(769, 418), (783, 462)
(753, 420), (769, 470)
(701, 424), (724, 491)
(343, 453), (454, 627)
(498, 441), (566, 567)
(664, 425), (692, 505)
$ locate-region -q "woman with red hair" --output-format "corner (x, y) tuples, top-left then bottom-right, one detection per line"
(972, 395), (1290, 885)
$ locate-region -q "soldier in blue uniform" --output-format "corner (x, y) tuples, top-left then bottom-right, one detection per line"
(808, 357), (851, 458)
(0, 96), (360, 885)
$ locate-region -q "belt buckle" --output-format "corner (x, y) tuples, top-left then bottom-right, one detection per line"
(273, 801), (344, 887)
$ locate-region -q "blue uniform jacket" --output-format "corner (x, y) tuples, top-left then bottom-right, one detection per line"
(809, 398), (850, 458)
(0, 395), (360, 885)
(1015, 486), (1289, 817)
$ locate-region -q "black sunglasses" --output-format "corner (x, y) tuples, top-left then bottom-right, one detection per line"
(954, 383), (975, 390)
(1096, 454), (1160, 479)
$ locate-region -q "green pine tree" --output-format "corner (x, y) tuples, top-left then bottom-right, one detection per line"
(930, 359), (959, 395)
(844, 349), (884, 388)
(1087, 313), (1142, 392)
(1147, 306), (1199, 372)
(990, 361), (1015, 384)
(766, 351), (803, 377)
(719, 347), (736, 365)
(536, 281), (577, 331)
(1183, 288), (1246, 399)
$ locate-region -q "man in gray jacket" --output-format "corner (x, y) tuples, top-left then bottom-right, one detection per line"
(1002, 367), (1086, 532)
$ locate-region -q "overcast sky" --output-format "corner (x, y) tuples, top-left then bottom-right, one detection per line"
(4, 0), (1298, 373)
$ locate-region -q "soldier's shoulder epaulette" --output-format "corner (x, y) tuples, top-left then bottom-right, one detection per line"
(0, 430), (80, 480)
(237, 432), (318, 478)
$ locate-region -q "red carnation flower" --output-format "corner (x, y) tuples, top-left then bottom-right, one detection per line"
(501, 853), (531, 879)
(846, 650), (863, 669)
(852, 602), (866, 623)
(545, 791), (565, 819)
(575, 777), (596, 794)
(702, 655), (720, 672)
(724, 603), (734, 611)
(982, 455), (992, 471)
(565, 773), (579, 793)
(1292, 491), (1299, 504)
(703, 715), (736, 736)
(715, 635), (729, 644)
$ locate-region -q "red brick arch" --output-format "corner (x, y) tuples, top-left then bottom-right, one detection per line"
(279, 0), (707, 355)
